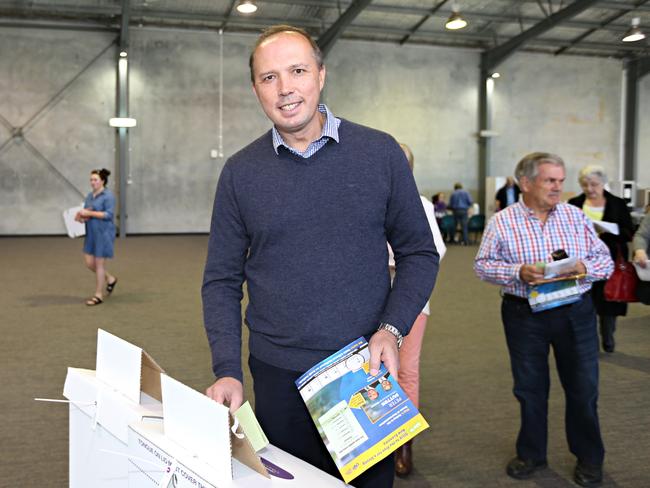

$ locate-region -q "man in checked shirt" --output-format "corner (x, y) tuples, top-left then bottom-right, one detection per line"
(474, 152), (614, 487)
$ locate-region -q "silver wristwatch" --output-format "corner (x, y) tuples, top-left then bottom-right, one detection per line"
(377, 322), (403, 349)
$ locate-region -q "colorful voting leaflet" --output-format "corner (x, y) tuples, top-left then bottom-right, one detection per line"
(295, 338), (429, 484)
(528, 278), (582, 312)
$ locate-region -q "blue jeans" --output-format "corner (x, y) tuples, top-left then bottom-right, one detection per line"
(501, 294), (604, 465)
(453, 209), (469, 244)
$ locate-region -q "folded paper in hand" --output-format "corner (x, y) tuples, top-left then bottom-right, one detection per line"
(592, 220), (619, 236)
(633, 262), (650, 282)
(544, 256), (578, 279)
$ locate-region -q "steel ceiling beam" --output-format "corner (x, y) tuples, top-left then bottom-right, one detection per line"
(639, 55), (650, 77)
(219, 0), (237, 31)
(399, 0), (448, 46)
(623, 57), (639, 181)
(317, 0), (372, 57)
(0, 2), (644, 34)
(555, 0), (650, 55)
(482, 0), (600, 71)
(117, 0), (130, 238)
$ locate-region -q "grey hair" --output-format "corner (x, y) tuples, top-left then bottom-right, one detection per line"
(514, 152), (565, 182)
(578, 165), (608, 185)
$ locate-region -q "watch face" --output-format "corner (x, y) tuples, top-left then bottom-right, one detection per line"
(345, 353), (365, 372)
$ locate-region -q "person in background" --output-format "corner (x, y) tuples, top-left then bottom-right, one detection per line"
(75, 168), (117, 306)
(632, 212), (650, 304)
(568, 165), (634, 353)
(391, 144), (446, 477)
(449, 182), (473, 245)
(633, 212), (650, 268)
(432, 192), (449, 241)
(495, 176), (521, 211)
(474, 152), (613, 487)
(432, 192), (447, 217)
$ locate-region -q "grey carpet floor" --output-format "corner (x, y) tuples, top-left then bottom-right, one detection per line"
(0, 236), (648, 487)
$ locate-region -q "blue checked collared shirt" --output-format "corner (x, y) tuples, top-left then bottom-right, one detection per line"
(271, 104), (341, 158)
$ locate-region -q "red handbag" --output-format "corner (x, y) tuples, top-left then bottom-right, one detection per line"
(604, 253), (639, 302)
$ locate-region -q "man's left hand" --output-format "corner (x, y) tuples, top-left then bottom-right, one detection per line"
(570, 260), (587, 276)
(368, 329), (400, 378)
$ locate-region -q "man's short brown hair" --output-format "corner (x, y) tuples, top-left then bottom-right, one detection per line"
(249, 25), (324, 83)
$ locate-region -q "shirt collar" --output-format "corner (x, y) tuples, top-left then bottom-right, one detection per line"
(517, 199), (558, 219)
(271, 104), (340, 155)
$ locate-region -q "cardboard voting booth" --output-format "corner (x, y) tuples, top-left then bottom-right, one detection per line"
(64, 329), (347, 487)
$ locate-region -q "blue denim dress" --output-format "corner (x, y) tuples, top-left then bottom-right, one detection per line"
(83, 189), (116, 258)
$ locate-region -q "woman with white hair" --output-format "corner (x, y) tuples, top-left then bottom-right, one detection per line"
(568, 165), (634, 352)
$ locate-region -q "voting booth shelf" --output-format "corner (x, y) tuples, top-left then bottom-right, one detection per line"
(63, 329), (347, 487)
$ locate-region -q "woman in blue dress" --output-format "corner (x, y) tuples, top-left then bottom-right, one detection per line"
(75, 168), (118, 306)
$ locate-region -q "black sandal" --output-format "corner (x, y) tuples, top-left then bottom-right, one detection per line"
(106, 278), (118, 294)
(86, 296), (103, 306)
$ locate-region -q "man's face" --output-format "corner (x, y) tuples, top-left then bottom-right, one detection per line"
(251, 32), (325, 139)
(521, 163), (565, 211)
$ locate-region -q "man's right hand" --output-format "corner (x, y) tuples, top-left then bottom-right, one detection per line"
(206, 377), (244, 413)
(519, 264), (545, 284)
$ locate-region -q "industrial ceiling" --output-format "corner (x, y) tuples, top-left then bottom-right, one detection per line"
(0, 1), (649, 58)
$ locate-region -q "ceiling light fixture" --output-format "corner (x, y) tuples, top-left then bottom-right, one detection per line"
(491, 72), (501, 79)
(236, 1), (258, 14)
(445, 2), (467, 31)
(109, 118), (137, 128)
(622, 17), (645, 42)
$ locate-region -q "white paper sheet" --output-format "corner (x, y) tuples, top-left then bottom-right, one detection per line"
(96, 329), (143, 404)
(592, 220), (619, 235)
(160, 374), (232, 480)
(544, 256), (578, 278)
(63, 205), (86, 238)
(633, 262), (650, 281)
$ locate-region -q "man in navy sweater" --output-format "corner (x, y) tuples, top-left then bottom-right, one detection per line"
(202, 25), (439, 488)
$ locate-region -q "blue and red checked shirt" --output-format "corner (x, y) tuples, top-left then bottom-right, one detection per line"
(474, 201), (613, 298)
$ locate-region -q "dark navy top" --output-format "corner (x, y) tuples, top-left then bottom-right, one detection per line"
(202, 119), (439, 382)
(83, 189), (116, 258)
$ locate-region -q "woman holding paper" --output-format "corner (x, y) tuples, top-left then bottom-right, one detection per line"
(389, 144), (446, 477)
(633, 213), (650, 304)
(75, 168), (117, 306)
(568, 165), (634, 352)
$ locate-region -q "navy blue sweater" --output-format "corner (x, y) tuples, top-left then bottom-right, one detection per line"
(202, 119), (439, 381)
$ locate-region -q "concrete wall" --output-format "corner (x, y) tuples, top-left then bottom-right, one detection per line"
(0, 28), (115, 234)
(325, 40), (479, 200)
(491, 52), (622, 196)
(127, 30), (269, 233)
(0, 26), (644, 234)
(638, 74), (650, 192)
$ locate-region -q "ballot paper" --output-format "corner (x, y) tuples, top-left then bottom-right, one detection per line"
(592, 220), (619, 236)
(296, 337), (428, 484)
(544, 256), (578, 278)
(62, 205), (85, 238)
(234, 401), (269, 452)
(633, 262), (650, 282)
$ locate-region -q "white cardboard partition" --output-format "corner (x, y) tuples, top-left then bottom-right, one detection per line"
(161, 374), (233, 481)
(96, 329), (144, 403)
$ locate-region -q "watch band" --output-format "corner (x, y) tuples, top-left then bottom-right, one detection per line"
(377, 322), (403, 349)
